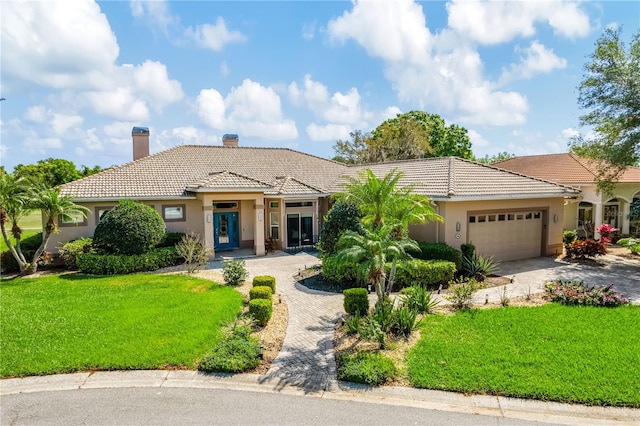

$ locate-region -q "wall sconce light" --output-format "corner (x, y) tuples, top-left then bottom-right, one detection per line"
(206, 213), (212, 223)
(553, 214), (558, 223)
(258, 211), (263, 221)
(456, 221), (461, 232)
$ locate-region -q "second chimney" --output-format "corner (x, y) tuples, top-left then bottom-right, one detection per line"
(132, 127), (150, 161)
(222, 133), (239, 147)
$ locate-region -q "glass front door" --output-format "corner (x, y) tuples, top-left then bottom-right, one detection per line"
(214, 212), (239, 250)
(286, 213), (313, 247)
(604, 204), (619, 228)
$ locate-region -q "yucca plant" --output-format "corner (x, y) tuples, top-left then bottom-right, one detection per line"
(462, 253), (499, 281)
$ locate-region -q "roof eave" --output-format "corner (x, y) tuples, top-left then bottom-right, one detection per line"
(432, 192), (580, 202)
(66, 195), (198, 203)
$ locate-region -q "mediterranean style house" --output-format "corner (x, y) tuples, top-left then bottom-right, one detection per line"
(495, 154), (640, 239)
(54, 128), (580, 262)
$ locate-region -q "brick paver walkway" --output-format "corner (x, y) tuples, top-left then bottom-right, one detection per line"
(212, 251), (344, 392)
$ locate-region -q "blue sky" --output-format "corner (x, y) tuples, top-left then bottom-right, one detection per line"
(1, 0), (638, 172)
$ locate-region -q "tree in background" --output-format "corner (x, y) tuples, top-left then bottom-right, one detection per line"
(571, 28), (640, 194)
(12, 158), (104, 188)
(333, 111), (473, 164)
(476, 152), (515, 165)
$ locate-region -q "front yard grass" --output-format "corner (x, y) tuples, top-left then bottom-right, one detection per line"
(407, 304), (640, 407)
(0, 274), (243, 377)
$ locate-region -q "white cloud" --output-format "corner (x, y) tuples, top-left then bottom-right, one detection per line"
(561, 127), (580, 140)
(327, 0), (529, 126)
(196, 79), (298, 140)
(500, 41), (567, 84)
(468, 129), (490, 148)
(446, 0), (590, 45)
(51, 113), (83, 136)
(184, 17), (246, 51)
(306, 123), (352, 142)
(130, 0), (177, 35)
(25, 106), (47, 123)
(302, 21), (317, 40)
(104, 121), (136, 145)
(85, 88), (150, 122)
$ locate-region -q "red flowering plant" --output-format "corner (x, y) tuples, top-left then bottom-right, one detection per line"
(595, 223), (618, 243)
(564, 239), (607, 259)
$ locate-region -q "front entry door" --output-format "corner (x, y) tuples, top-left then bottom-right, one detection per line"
(214, 212), (239, 250)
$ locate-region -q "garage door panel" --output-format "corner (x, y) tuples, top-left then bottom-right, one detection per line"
(468, 211), (542, 262)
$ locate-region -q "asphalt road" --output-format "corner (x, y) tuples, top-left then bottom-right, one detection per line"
(1, 387), (543, 426)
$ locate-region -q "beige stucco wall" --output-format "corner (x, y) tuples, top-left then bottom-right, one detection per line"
(410, 197), (566, 257)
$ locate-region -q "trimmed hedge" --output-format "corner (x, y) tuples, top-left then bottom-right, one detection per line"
(76, 247), (180, 275)
(343, 288), (369, 315)
(322, 254), (359, 284)
(390, 259), (456, 291)
(252, 275), (276, 293)
(59, 238), (93, 269)
(249, 286), (273, 301)
(158, 232), (186, 248)
(249, 298), (273, 326)
(0, 232), (44, 273)
(411, 242), (462, 271)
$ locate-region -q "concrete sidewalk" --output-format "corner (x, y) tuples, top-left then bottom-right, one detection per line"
(2, 370), (638, 425)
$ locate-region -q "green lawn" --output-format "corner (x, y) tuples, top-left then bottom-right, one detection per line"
(407, 304), (640, 407)
(0, 274), (243, 377)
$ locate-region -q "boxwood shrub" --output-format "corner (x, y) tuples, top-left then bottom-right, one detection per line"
(411, 242), (462, 271)
(249, 285), (272, 301)
(76, 247), (180, 275)
(338, 351), (397, 386)
(343, 288), (369, 315)
(59, 238), (93, 269)
(252, 275), (276, 293)
(249, 298), (273, 326)
(389, 259), (456, 291)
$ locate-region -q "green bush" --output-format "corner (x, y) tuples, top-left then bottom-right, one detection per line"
(411, 242), (462, 270)
(93, 200), (166, 255)
(344, 312), (362, 335)
(343, 288), (369, 315)
(322, 254), (360, 284)
(460, 242), (475, 259)
(338, 351), (397, 386)
(318, 201), (363, 256)
(390, 304), (419, 338)
(76, 247), (180, 275)
(0, 232), (43, 273)
(249, 299), (273, 326)
(372, 297), (394, 334)
(400, 284), (439, 314)
(252, 275), (276, 293)
(59, 238), (93, 269)
(198, 335), (261, 373)
(222, 260), (248, 286)
(462, 254), (499, 281)
(445, 278), (480, 310)
(563, 230), (578, 245)
(158, 232), (186, 248)
(390, 259), (456, 290)
(249, 286), (272, 301)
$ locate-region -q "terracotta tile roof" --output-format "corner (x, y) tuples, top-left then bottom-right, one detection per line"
(186, 171), (274, 191)
(333, 157), (579, 200)
(60, 145), (348, 199)
(494, 153), (640, 184)
(267, 177), (326, 196)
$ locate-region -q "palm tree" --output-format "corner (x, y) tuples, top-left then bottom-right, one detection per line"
(336, 225), (419, 301)
(386, 189), (443, 239)
(26, 187), (89, 274)
(0, 174), (32, 273)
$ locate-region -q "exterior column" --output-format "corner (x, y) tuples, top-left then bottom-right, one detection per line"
(594, 202), (603, 239)
(254, 199), (266, 256)
(621, 201), (630, 234)
(203, 204), (215, 259)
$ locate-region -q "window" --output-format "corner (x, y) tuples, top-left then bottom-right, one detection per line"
(269, 201), (279, 209)
(95, 206), (113, 224)
(213, 202), (238, 210)
(286, 213), (314, 247)
(59, 211), (87, 227)
(525, 213), (532, 219)
(469, 216), (476, 223)
(498, 214), (506, 221)
(533, 212), (541, 219)
(477, 215), (486, 223)
(516, 214), (524, 220)
(285, 201), (313, 208)
(162, 205), (185, 222)
(270, 212), (279, 240)
(488, 215), (496, 222)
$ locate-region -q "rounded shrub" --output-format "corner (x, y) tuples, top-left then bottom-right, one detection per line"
(249, 285), (272, 301)
(338, 351), (397, 386)
(252, 275), (276, 293)
(412, 242), (462, 271)
(59, 238), (93, 269)
(249, 298), (273, 326)
(93, 200), (166, 255)
(223, 260), (248, 286)
(343, 288), (369, 316)
(317, 201), (363, 256)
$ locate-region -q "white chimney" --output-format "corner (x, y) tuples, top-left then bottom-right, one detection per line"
(222, 133), (239, 147)
(132, 127), (150, 160)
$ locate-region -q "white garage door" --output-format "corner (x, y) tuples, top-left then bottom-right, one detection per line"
(468, 211), (543, 261)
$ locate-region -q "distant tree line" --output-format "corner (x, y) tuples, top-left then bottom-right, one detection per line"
(1, 158), (105, 188)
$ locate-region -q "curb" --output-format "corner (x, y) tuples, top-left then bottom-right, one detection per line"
(2, 371), (639, 425)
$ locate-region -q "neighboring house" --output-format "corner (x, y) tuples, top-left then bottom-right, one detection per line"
(55, 128), (580, 262)
(495, 153), (640, 238)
